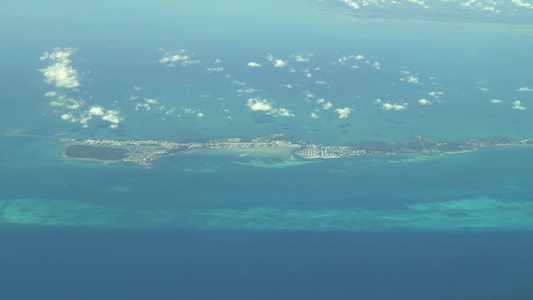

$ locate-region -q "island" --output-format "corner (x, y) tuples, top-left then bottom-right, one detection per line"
(60, 134), (533, 166)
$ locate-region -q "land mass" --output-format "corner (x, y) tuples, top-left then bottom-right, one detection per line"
(61, 134), (533, 166)
(64, 145), (127, 161)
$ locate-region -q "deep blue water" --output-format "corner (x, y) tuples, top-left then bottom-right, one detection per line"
(2, 228), (533, 300)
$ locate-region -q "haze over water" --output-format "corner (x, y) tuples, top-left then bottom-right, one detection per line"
(1, 0), (533, 299)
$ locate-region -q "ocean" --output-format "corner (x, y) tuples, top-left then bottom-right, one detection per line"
(1, 0), (533, 298)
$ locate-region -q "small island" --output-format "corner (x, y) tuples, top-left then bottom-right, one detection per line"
(60, 134), (533, 166)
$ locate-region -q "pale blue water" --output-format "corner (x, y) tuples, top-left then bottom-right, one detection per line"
(2, 0), (533, 299)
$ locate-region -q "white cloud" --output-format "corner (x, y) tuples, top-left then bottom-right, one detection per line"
(373, 61), (381, 70)
(266, 53), (288, 67)
(323, 102), (333, 110)
(315, 80), (327, 85)
(206, 67), (224, 73)
(39, 47), (80, 89)
(517, 86), (533, 92)
(88, 105), (105, 116)
(158, 49), (199, 66)
(310, 109), (320, 119)
(316, 98), (325, 103)
(273, 59), (287, 67)
(355, 55), (365, 60)
(511, 0), (533, 8)
(491, 99), (503, 104)
(237, 88), (262, 95)
(406, 75), (420, 84)
(291, 53), (313, 62)
(283, 84), (293, 88)
(382, 102), (408, 111)
(418, 99), (432, 105)
(44, 91), (57, 97)
(335, 107), (353, 119)
(102, 110), (121, 125)
(342, 0), (360, 9)
(408, 0), (429, 8)
(132, 86), (141, 91)
(144, 98), (158, 104)
(135, 103), (151, 111)
(246, 97), (273, 111)
(513, 100), (526, 110)
(197, 112), (204, 118)
(247, 62), (262, 68)
(60, 113), (74, 121)
(47, 95), (84, 110)
(428, 91), (444, 98)
(273, 108), (295, 117)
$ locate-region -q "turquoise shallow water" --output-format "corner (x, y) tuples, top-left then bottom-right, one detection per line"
(1, 135), (531, 230)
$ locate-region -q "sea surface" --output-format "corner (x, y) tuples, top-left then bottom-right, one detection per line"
(1, 0), (533, 299)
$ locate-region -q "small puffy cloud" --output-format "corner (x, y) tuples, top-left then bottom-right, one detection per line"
(342, 0), (360, 9)
(273, 108), (295, 117)
(418, 99), (432, 105)
(78, 106), (122, 128)
(273, 59), (287, 67)
(323, 102), (333, 110)
(47, 95), (84, 110)
(247, 62), (262, 68)
(316, 98), (325, 103)
(158, 49), (199, 66)
(246, 97), (273, 111)
(517, 86), (533, 92)
(60, 113), (74, 121)
(266, 53), (288, 67)
(283, 84), (293, 88)
(477, 87), (490, 92)
(491, 99), (503, 104)
(303, 91), (314, 98)
(290, 53), (313, 62)
(237, 88), (262, 96)
(406, 75), (420, 84)
(44, 91), (57, 97)
(373, 61), (381, 70)
(206, 67), (224, 73)
(88, 105), (105, 116)
(408, 0), (429, 8)
(335, 107), (353, 119)
(355, 55), (365, 60)
(310, 109), (320, 119)
(315, 80), (327, 85)
(382, 102), (408, 111)
(197, 112), (204, 118)
(132, 86), (141, 91)
(400, 70), (421, 84)
(428, 91), (444, 98)
(135, 103), (151, 111)
(513, 100), (526, 110)
(39, 47), (80, 89)
(144, 98), (158, 104)
(511, 0), (533, 8)
(102, 110), (121, 125)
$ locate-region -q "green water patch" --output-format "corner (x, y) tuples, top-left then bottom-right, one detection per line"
(233, 158), (321, 168)
(2, 197), (533, 231)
